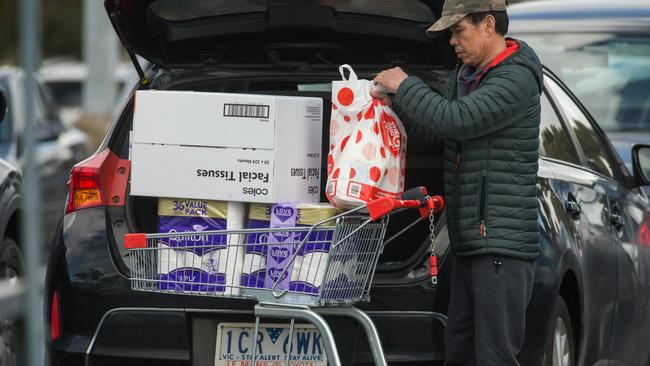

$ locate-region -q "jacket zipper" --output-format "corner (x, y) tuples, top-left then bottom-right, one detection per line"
(479, 175), (487, 237)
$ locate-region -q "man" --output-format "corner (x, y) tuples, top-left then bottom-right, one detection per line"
(372, 0), (542, 365)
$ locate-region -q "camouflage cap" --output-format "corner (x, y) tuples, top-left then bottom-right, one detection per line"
(426, 0), (507, 36)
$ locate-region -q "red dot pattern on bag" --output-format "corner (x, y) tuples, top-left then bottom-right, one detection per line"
(372, 98), (378, 106)
(357, 112), (363, 121)
(370, 167), (381, 182)
(380, 147), (386, 158)
(356, 131), (363, 143)
(332, 103), (338, 110)
(373, 122), (379, 135)
(330, 144), (335, 151)
(327, 154), (334, 175)
(333, 168), (340, 179)
(378, 98), (386, 106)
(343, 115), (351, 122)
(338, 87), (355, 106)
(350, 168), (356, 179)
(341, 135), (350, 151)
(364, 106), (375, 120)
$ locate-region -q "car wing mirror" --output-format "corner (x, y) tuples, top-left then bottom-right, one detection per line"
(632, 144), (650, 186)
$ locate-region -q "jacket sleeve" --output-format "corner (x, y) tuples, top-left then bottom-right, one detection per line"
(394, 66), (536, 141)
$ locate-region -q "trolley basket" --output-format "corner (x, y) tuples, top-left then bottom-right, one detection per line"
(123, 192), (444, 307)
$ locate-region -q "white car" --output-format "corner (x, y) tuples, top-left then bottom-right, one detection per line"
(38, 58), (139, 126)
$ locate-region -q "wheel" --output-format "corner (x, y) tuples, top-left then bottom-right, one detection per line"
(544, 296), (575, 366)
(0, 238), (23, 366)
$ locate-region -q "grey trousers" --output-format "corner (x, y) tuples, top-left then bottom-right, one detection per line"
(443, 255), (535, 366)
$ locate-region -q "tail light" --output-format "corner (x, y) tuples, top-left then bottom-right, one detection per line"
(65, 149), (131, 214)
(50, 289), (61, 341)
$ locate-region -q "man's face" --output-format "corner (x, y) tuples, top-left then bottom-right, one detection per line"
(449, 17), (491, 68)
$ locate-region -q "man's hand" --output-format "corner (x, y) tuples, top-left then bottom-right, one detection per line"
(371, 67), (409, 96)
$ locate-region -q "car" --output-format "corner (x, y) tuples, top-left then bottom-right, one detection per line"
(38, 58), (139, 127)
(44, 1), (650, 366)
(0, 90), (25, 366)
(0, 67), (90, 247)
(508, 0), (650, 172)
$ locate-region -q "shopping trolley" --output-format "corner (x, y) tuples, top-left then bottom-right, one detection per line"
(123, 187), (445, 366)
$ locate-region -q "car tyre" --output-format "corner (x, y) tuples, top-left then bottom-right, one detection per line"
(544, 296), (575, 366)
(0, 238), (23, 366)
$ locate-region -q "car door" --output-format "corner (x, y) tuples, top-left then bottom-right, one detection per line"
(518, 87), (584, 366)
(606, 164), (650, 366)
(546, 79), (650, 365)
(545, 77), (620, 366)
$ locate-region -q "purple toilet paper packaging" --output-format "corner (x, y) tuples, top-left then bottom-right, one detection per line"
(157, 198), (228, 255)
(241, 204), (271, 289)
(157, 198), (229, 291)
(264, 203), (300, 290)
(241, 203), (299, 290)
(157, 245), (226, 292)
(241, 203), (340, 293)
(287, 204), (340, 295)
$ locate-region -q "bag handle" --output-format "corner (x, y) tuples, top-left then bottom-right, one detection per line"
(339, 64), (358, 81)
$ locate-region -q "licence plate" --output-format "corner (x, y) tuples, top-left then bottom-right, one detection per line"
(215, 322), (327, 366)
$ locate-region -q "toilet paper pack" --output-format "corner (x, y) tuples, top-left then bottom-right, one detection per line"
(242, 203), (301, 290)
(157, 243), (225, 293)
(156, 198), (228, 292)
(157, 198), (229, 256)
(241, 203), (340, 294)
(156, 199), (246, 296)
(241, 204), (271, 289)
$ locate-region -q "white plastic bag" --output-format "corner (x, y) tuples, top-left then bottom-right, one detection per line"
(326, 65), (407, 208)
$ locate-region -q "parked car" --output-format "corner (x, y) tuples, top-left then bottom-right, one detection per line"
(508, 0), (650, 171)
(0, 90), (25, 366)
(45, 1), (650, 366)
(0, 67), (90, 247)
(38, 58), (139, 126)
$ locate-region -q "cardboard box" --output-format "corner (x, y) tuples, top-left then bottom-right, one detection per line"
(133, 90), (279, 149)
(130, 91), (323, 203)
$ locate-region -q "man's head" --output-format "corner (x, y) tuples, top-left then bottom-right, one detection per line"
(428, 0), (509, 68)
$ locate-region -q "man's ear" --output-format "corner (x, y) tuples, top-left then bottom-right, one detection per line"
(483, 14), (496, 35)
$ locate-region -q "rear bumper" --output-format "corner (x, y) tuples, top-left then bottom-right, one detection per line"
(50, 307), (446, 366)
(47, 207), (447, 365)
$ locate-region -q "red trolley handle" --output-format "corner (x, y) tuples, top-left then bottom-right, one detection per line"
(367, 187), (445, 221)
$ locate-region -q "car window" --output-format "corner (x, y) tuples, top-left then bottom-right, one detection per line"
(546, 78), (617, 180)
(33, 85), (48, 125)
(539, 91), (579, 165)
(0, 85), (12, 143)
(515, 33), (650, 134)
(46, 81), (81, 109)
(38, 83), (63, 125)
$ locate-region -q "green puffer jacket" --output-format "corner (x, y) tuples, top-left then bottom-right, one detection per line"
(394, 40), (542, 261)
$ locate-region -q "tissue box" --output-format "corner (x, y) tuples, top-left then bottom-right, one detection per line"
(130, 90), (323, 203)
(241, 203), (340, 293)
